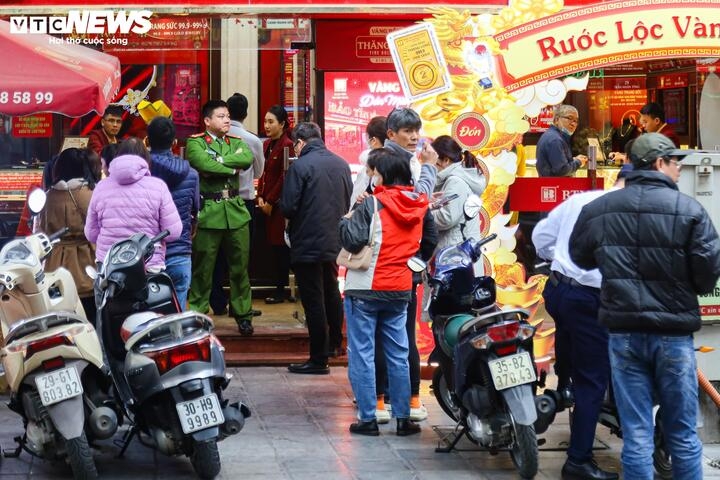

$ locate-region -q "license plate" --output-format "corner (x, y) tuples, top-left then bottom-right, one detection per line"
(176, 394), (225, 434)
(488, 352), (536, 391)
(35, 367), (83, 406)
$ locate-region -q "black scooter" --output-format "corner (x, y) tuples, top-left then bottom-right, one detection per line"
(88, 231), (249, 479)
(415, 223), (556, 480)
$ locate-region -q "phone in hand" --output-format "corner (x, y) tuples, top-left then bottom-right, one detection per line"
(430, 193), (459, 210)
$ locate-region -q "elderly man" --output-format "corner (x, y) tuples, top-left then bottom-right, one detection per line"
(535, 104), (587, 177)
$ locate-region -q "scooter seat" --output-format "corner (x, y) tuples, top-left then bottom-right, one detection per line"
(120, 311), (163, 343)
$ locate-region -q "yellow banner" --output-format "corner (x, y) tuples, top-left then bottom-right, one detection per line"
(494, 0), (720, 91)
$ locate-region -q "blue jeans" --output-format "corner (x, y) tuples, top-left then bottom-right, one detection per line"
(345, 296), (410, 422)
(165, 254), (191, 311)
(609, 333), (702, 480)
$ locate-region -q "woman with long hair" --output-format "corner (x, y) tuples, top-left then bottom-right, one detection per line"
(431, 135), (487, 259)
(36, 147), (100, 322)
(258, 105), (295, 304)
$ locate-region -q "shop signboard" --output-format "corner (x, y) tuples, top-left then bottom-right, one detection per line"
(0, 170), (43, 201)
(494, 0), (720, 92)
(508, 177), (605, 212)
(323, 70), (408, 167)
(11, 113), (52, 137)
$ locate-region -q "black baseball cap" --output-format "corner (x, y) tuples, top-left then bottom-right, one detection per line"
(629, 133), (685, 167)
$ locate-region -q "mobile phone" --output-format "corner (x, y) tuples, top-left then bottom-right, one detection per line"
(430, 193), (459, 210)
(416, 137), (427, 153)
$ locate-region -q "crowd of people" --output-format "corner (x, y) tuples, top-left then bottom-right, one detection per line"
(33, 96), (720, 471)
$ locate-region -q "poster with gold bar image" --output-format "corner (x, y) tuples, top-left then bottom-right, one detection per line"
(386, 23), (452, 103)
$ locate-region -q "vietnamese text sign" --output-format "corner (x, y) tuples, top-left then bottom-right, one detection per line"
(11, 113), (52, 137)
(494, 0), (720, 91)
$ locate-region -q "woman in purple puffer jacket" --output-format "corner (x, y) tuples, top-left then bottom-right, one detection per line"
(85, 144), (182, 270)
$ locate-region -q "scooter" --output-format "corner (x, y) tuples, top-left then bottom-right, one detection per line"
(416, 226), (552, 479)
(90, 230), (249, 479)
(0, 188), (116, 480)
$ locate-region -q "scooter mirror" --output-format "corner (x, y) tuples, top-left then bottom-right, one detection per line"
(27, 187), (47, 214)
(463, 194), (483, 219)
(407, 256), (427, 273)
(85, 265), (98, 280)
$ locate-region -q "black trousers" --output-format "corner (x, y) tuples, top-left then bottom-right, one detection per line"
(543, 277), (609, 463)
(375, 284), (421, 397)
(293, 261), (344, 365)
(210, 199), (255, 313)
(271, 244), (291, 295)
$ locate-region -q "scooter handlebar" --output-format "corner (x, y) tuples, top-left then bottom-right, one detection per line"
(149, 230), (170, 245)
(472, 233), (497, 258)
(48, 227), (70, 242)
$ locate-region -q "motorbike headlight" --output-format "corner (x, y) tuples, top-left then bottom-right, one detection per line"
(0, 241), (38, 268)
(110, 242), (139, 265)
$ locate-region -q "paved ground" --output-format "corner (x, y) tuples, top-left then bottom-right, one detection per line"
(2, 366), (720, 479)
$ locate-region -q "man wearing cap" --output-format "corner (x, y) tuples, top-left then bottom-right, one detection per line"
(569, 133), (720, 480)
(532, 169), (631, 480)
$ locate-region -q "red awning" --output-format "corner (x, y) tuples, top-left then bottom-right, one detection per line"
(0, 19), (120, 117)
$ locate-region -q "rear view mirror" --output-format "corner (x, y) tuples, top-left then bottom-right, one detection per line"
(27, 188), (47, 214)
(85, 265), (98, 280)
(407, 257), (427, 273)
(464, 194), (483, 219)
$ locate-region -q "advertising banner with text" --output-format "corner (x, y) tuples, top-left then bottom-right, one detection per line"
(495, 0), (720, 91)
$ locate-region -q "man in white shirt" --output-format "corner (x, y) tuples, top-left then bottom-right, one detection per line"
(531, 165), (631, 480)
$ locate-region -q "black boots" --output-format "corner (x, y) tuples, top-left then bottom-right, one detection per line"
(349, 419), (379, 436)
(396, 418), (421, 436)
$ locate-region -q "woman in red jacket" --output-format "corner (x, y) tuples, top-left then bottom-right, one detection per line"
(258, 105), (295, 304)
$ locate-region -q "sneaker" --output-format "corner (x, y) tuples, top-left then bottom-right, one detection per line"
(357, 409), (391, 424)
(376, 408), (391, 424)
(409, 404), (428, 422)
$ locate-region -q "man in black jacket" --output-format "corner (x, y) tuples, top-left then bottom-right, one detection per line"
(569, 133), (720, 480)
(280, 122), (352, 374)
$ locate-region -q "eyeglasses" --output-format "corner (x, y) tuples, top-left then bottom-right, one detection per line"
(669, 158), (681, 168)
(561, 116), (579, 124)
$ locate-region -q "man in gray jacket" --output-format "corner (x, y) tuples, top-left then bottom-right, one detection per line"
(569, 133), (720, 480)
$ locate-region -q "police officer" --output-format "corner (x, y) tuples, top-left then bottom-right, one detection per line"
(186, 100), (254, 335)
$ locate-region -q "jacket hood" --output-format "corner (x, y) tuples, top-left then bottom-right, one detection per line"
(436, 162), (487, 194)
(384, 140), (414, 161)
(374, 185), (428, 226)
(52, 178), (87, 191)
(108, 154), (151, 185)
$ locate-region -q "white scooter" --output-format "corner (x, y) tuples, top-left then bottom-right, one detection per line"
(0, 188), (116, 480)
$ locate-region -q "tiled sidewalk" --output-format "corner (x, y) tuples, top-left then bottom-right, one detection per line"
(1, 366), (720, 479)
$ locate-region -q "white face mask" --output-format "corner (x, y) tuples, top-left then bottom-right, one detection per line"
(370, 175), (379, 189)
(558, 125), (573, 136)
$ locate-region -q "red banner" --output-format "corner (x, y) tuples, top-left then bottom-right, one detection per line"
(508, 177), (605, 212)
(11, 113), (53, 137)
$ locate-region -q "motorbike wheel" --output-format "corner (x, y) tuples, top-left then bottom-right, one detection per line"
(510, 423), (538, 480)
(191, 440), (221, 480)
(432, 368), (462, 422)
(65, 432), (98, 480)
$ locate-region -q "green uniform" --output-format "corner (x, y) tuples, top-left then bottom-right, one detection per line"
(186, 132), (253, 322)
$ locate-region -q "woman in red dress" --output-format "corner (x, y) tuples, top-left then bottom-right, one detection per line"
(257, 105), (295, 304)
